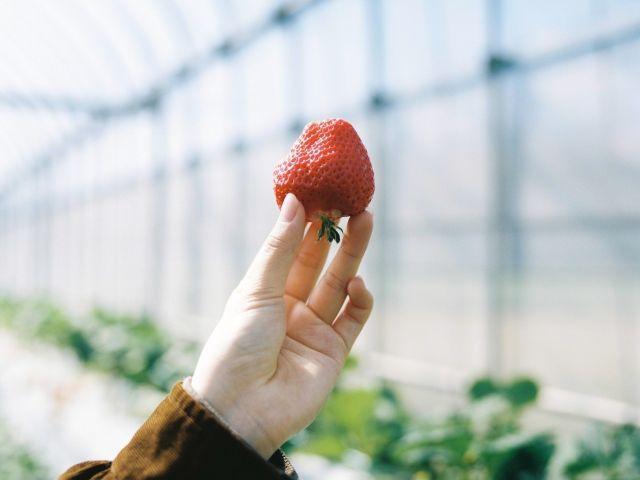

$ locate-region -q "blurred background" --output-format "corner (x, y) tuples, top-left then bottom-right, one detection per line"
(1, 0), (640, 478)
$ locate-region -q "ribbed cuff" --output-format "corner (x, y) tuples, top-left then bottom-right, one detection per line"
(110, 381), (296, 479)
(181, 378), (298, 479)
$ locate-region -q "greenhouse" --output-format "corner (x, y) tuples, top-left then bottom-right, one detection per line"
(1, 0), (640, 478)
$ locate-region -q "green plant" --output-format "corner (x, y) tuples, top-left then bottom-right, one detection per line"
(288, 375), (554, 479)
(392, 377), (554, 479)
(291, 385), (409, 467)
(0, 296), (198, 392)
(0, 419), (49, 480)
(4, 295), (640, 479)
(83, 307), (186, 391)
(564, 423), (640, 479)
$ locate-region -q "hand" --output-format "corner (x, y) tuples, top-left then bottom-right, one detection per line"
(191, 193), (374, 458)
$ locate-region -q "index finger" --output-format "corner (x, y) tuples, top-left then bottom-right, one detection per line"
(240, 193), (306, 297)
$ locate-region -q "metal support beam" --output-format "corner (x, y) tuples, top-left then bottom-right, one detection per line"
(4, 10), (640, 209)
(0, 0), (328, 117)
(148, 105), (168, 317)
(366, 0), (389, 354)
(0, 121), (104, 205)
(485, 0), (506, 376)
(186, 156), (204, 314)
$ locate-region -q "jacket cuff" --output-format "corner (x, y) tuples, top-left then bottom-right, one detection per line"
(182, 377), (297, 478)
(111, 381), (297, 479)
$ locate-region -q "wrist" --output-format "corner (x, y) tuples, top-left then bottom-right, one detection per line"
(185, 376), (277, 459)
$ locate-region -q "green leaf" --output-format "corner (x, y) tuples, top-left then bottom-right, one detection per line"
(0, 418), (50, 479)
(503, 378), (539, 407)
(298, 434), (348, 461)
(68, 330), (94, 362)
(564, 423), (640, 478)
(343, 355), (358, 371)
(317, 223), (326, 240)
(489, 433), (555, 480)
(469, 378), (500, 401)
(397, 425), (474, 465)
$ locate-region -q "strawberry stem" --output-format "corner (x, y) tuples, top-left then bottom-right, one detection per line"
(317, 215), (343, 243)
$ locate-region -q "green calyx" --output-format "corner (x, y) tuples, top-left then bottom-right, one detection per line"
(317, 215), (344, 243)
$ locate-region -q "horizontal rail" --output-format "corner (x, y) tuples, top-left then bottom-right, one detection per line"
(2, 17), (640, 205)
(362, 351), (640, 425)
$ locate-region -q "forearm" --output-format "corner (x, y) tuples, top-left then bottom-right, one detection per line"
(59, 381), (296, 480)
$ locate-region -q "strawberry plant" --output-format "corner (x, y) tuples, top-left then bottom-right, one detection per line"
(564, 423), (640, 479)
(4, 296), (640, 479)
(0, 297), (198, 392)
(0, 419), (49, 480)
(287, 374), (554, 479)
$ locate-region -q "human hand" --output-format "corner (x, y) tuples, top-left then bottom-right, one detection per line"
(191, 193), (373, 458)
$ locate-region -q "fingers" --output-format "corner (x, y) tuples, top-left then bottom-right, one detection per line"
(240, 193), (306, 298)
(307, 211), (373, 324)
(333, 277), (374, 353)
(285, 221), (331, 304)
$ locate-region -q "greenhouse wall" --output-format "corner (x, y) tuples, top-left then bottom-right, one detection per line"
(1, 0), (640, 475)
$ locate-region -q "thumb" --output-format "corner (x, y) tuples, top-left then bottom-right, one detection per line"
(240, 193), (306, 298)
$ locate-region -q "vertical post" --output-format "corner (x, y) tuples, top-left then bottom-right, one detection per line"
(485, 0), (506, 376)
(182, 83), (201, 317)
(7, 203), (17, 295)
(232, 138), (247, 285)
(149, 101), (168, 318)
(33, 168), (52, 297)
(186, 155), (204, 314)
(0, 201), (7, 293)
(366, 0), (389, 354)
(484, 0), (524, 376)
(222, 0), (248, 286)
(285, 4), (304, 130)
(41, 165), (53, 295)
(31, 175), (40, 296)
(615, 277), (640, 421)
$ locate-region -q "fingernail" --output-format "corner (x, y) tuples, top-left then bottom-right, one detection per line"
(280, 193), (298, 222)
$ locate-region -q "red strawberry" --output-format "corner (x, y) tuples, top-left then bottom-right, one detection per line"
(273, 119), (375, 243)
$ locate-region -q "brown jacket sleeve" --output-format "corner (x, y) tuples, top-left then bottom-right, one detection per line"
(59, 382), (298, 480)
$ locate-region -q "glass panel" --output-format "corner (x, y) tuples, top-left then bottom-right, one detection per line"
(382, 0), (487, 95)
(502, 267), (640, 400)
(502, 0), (640, 55)
(298, 0), (369, 117)
(385, 233), (487, 370)
(193, 64), (235, 151)
(521, 55), (640, 220)
(388, 87), (489, 227)
(238, 30), (290, 139)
